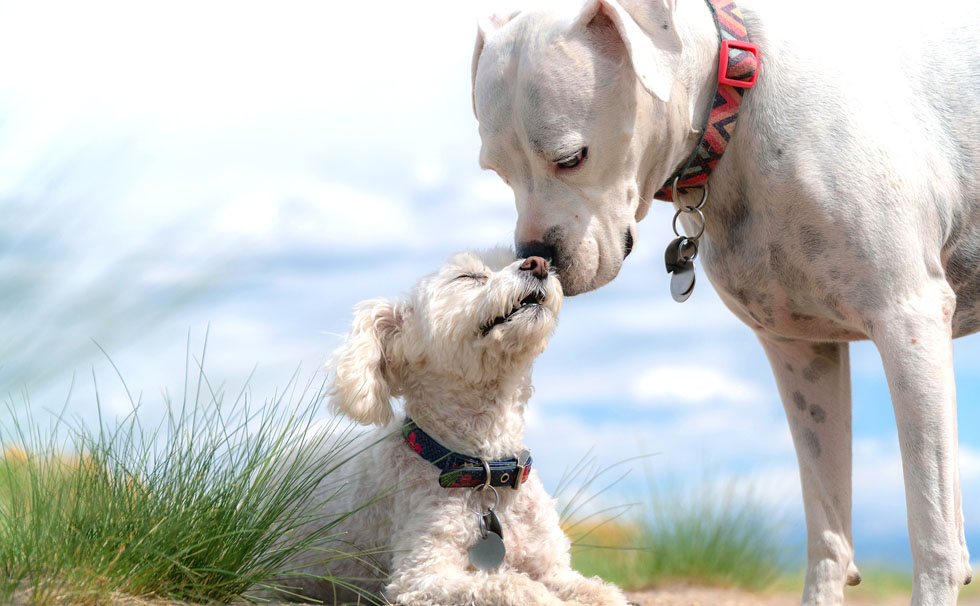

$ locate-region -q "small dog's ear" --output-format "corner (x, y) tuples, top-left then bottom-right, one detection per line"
(577, 0), (682, 103)
(472, 11), (520, 117)
(327, 298), (404, 427)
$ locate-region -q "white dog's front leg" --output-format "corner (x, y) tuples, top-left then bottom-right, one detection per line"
(758, 336), (859, 606)
(388, 567), (575, 606)
(539, 568), (630, 606)
(386, 540), (577, 606)
(871, 285), (971, 606)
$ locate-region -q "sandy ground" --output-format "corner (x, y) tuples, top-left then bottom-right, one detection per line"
(626, 585), (980, 606)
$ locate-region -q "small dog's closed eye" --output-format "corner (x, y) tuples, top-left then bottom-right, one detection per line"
(272, 247), (631, 606)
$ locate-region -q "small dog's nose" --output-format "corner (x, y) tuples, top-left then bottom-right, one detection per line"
(520, 256), (549, 280)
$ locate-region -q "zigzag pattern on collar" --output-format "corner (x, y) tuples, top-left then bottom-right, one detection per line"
(655, 0), (759, 201)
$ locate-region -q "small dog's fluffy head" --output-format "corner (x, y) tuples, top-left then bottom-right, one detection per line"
(327, 247), (563, 426)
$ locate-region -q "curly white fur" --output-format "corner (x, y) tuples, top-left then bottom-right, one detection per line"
(283, 248), (629, 606)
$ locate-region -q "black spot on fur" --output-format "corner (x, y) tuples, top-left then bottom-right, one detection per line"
(762, 305), (775, 326)
(811, 343), (838, 359)
(801, 428), (821, 459)
(955, 279), (980, 313)
(852, 286), (885, 312)
(799, 225), (826, 261)
(793, 391), (807, 411)
(827, 268), (854, 286)
(892, 371), (911, 393)
(956, 313), (980, 337)
(823, 293), (846, 321)
(785, 363), (795, 373)
(946, 243), (980, 287)
(802, 357), (833, 383)
(862, 318), (875, 335)
(522, 81), (543, 112)
(717, 184), (753, 255)
(809, 405), (827, 423)
(768, 243), (813, 297)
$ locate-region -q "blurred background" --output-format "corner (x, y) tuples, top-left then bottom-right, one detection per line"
(1, 0), (978, 570)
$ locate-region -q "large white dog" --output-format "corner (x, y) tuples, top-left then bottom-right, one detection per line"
(285, 249), (629, 606)
(471, 1), (980, 605)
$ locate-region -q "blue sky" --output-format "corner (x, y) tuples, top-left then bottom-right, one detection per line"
(1, 0), (978, 568)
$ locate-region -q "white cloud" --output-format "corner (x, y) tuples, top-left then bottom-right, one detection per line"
(471, 173), (514, 204)
(960, 445), (980, 481)
(214, 181), (418, 250)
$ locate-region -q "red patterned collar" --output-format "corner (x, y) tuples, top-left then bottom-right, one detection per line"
(655, 0), (759, 202)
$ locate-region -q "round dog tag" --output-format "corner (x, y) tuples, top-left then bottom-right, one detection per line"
(670, 263), (696, 302)
(468, 531), (505, 571)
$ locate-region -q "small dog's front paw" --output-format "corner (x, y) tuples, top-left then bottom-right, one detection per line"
(551, 576), (630, 606)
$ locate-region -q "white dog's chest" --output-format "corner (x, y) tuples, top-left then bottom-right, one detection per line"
(700, 239), (868, 342)
(691, 194), (980, 342)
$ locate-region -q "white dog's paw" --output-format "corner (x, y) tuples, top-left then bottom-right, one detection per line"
(548, 575), (630, 606)
(800, 557), (849, 606)
(392, 575), (569, 606)
(905, 549), (974, 605)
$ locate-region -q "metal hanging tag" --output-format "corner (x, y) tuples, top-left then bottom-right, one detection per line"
(468, 514), (506, 570)
(468, 484), (505, 571)
(663, 179), (707, 303)
(670, 263), (696, 302)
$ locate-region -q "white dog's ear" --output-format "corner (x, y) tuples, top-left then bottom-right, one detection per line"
(327, 298), (404, 427)
(577, 0), (682, 103)
(471, 11), (520, 116)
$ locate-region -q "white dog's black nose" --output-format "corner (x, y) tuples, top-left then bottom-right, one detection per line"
(517, 241), (555, 264)
(520, 256), (549, 280)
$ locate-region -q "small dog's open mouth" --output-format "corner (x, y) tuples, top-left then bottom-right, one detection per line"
(481, 292), (546, 336)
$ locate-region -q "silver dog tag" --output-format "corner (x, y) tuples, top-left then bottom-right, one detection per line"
(468, 516), (506, 571)
(670, 262), (696, 302)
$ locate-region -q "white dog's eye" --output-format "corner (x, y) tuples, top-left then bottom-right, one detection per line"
(455, 273), (488, 285)
(555, 147), (587, 170)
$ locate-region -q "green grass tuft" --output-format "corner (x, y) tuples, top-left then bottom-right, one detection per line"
(0, 343), (386, 606)
(564, 465), (788, 592)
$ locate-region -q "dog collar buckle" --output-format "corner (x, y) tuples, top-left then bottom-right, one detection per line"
(718, 39), (759, 88)
(511, 448), (531, 490)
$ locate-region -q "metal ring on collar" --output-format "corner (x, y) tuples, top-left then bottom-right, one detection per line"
(477, 459), (492, 491)
(672, 177), (708, 212)
(672, 208), (706, 240)
(678, 237), (699, 263)
(471, 484), (500, 514)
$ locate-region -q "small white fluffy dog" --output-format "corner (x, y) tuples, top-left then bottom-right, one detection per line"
(286, 248), (629, 606)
